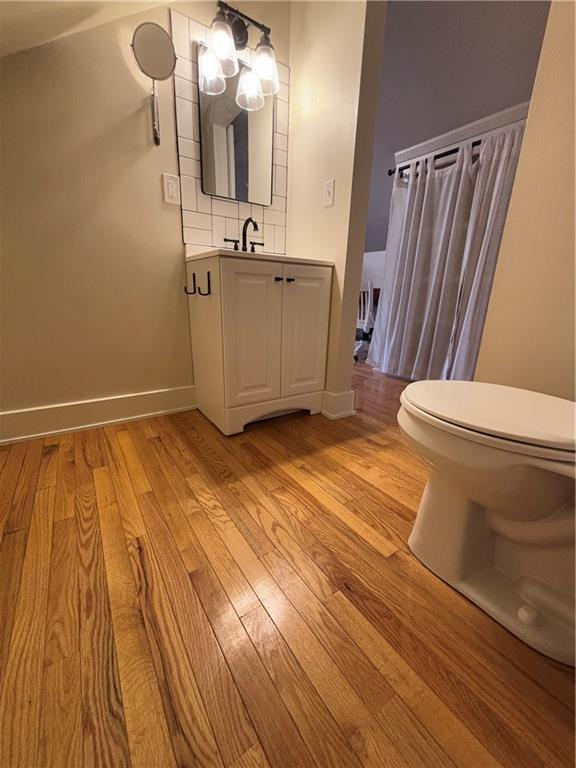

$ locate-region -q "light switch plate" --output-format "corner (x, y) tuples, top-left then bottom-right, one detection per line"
(323, 178), (335, 208)
(162, 173), (181, 205)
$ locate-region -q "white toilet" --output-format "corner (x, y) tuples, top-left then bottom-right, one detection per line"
(397, 380), (575, 665)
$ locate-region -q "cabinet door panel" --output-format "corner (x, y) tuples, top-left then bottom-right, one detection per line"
(281, 264), (332, 397)
(222, 258), (283, 407)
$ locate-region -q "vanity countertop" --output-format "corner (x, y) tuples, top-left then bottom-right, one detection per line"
(184, 247), (334, 268)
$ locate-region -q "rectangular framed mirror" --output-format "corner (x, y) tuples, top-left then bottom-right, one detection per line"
(198, 44), (274, 206)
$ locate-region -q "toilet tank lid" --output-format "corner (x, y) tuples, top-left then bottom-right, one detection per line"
(402, 381), (576, 452)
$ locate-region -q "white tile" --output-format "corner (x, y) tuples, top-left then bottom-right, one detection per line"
(184, 227), (212, 246)
(274, 132), (287, 152)
(238, 202), (251, 220)
(264, 208), (286, 226)
(171, 11), (190, 59)
(183, 211), (211, 229)
(176, 97), (194, 139)
(180, 157), (201, 178)
(178, 138), (200, 160)
(277, 61), (290, 85)
(273, 165), (287, 197)
(278, 82), (289, 102)
(175, 76), (197, 102)
(275, 99), (289, 135)
(175, 57), (193, 81)
(251, 204), (264, 221)
(196, 179), (212, 214)
(271, 195), (286, 212)
(273, 148), (287, 167)
(275, 226), (286, 253)
(189, 19), (207, 45)
(263, 224), (275, 253)
(181, 175), (197, 210)
(212, 215), (226, 246)
(212, 198), (238, 218)
(225, 218), (239, 238)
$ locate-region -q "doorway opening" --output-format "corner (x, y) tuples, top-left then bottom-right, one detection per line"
(355, 1), (549, 388)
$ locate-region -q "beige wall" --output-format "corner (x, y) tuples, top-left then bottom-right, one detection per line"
(287, 0), (385, 403)
(475, 1), (575, 401)
(0, 2), (290, 427)
(0, 2), (164, 58)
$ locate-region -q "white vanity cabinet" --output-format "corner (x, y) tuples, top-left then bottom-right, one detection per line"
(185, 250), (333, 435)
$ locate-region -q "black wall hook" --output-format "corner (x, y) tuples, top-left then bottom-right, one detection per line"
(184, 273), (197, 295)
(198, 271), (211, 296)
(184, 271), (211, 296)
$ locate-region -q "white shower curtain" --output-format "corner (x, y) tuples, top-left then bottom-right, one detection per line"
(368, 124), (524, 381)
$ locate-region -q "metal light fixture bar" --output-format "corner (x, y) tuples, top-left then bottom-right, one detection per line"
(200, 1), (278, 110)
(217, 0), (271, 38)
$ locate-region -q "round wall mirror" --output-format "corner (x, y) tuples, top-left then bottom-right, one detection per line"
(131, 22), (176, 146)
(132, 22), (176, 81)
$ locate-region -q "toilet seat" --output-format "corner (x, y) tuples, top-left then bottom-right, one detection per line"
(401, 381), (576, 465)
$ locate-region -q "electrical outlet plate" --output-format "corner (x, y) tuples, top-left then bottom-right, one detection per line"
(323, 178), (335, 208)
(162, 173), (181, 205)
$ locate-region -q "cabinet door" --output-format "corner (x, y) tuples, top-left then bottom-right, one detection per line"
(221, 258), (283, 407)
(281, 264), (332, 397)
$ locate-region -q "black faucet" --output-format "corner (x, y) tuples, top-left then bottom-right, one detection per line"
(241, 217), (259, 252)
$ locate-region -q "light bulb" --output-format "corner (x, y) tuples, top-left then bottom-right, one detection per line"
(236, 68), (264, 111)
(198, 46), (225, 96)
(209, 14), (238, 77)
(254, 36), (279, 96)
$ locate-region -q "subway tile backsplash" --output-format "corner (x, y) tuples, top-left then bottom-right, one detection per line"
(170, 9), (289, 256)
(180, 176), (197, 210)
(174, 76), (196, 102)
(273, 165), (287, 197)
(179, 157), (201, 178)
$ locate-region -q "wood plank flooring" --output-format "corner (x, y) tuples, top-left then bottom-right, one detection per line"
(0, 363), (573, 767)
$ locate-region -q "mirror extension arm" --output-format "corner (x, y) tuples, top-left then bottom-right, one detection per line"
(151, 81), (160, 146)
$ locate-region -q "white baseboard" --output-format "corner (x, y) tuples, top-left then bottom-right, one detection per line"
(0, 385), (197, 444)
(321, 390), (356, 420)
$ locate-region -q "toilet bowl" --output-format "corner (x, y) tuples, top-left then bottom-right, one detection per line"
(397, 380), (575, 665)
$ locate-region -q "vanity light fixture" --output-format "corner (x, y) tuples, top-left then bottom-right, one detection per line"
(236, 68), (264, 111)
(198, 45), (226, 95)
(200, 1), (280, 112)
(208, 8), (239, 77)
(253, 33), (280, 96)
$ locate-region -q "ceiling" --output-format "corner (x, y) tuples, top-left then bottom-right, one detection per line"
(0, 1), (164, 58)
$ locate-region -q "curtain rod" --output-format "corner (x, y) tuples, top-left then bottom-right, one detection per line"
(387, 115), (526, 177)
(387, 102), (529, 177)
(387, 140), (481, 176)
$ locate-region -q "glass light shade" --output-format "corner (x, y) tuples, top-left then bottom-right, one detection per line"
(209, 18), (239, 77)
(235, 68), (264, 111)
(253, 43), (280, 96)
(198, 46), (225, 95)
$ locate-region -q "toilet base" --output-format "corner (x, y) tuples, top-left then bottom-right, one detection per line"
(409, 471), (575, 666)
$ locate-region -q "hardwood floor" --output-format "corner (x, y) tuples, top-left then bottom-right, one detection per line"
(0, 363), (573, 767)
